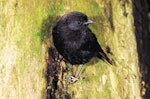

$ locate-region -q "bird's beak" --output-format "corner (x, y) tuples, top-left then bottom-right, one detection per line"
(84, 19), (95, 25)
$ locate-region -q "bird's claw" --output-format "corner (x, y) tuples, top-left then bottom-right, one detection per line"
(70, 76), (85, 83)
(70, 76), (79, 83)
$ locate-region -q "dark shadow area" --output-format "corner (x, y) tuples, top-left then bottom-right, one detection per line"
(40, 15), (60, 42)
(133, 0), (150, 98)
(148, 0), (150, 12)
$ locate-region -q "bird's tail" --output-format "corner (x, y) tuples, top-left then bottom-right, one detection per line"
(97, 52), (112, 65)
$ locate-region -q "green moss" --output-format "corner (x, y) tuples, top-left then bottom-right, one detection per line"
(40, 1), (64, 42)
(0, 0), (141, 99)
(91, 1), (100, 15)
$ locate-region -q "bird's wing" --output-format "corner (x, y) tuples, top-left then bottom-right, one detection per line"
(84, 29), (112, 64)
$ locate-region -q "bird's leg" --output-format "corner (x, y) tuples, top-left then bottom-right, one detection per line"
(75, 64), (83, 77)
(71, 64), (83, 83)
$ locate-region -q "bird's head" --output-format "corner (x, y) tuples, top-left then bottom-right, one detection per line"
(60, 11), (94, 31)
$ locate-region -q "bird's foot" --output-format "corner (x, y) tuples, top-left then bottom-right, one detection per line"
(70, 76), (79, 83)
(70, 76), (84, 83)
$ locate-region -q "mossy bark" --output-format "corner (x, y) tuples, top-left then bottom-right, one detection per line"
(0, 0), (146, 99)
(0, 0), (48, 99)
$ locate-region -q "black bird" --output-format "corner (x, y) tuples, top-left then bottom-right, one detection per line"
(52, 11), (112, 82)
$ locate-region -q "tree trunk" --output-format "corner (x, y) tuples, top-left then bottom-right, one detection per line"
(0, 0), (48, 99)
(1, 0), (148, 99)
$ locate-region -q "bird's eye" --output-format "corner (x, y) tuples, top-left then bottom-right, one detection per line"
(77, 21), (82, 25)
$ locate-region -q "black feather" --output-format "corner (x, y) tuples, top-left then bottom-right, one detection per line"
(52, 11), (112, 65)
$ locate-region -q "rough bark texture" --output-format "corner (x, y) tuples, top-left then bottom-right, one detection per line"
(1, 0), (147, 99)
(0, 0), (47, 99)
